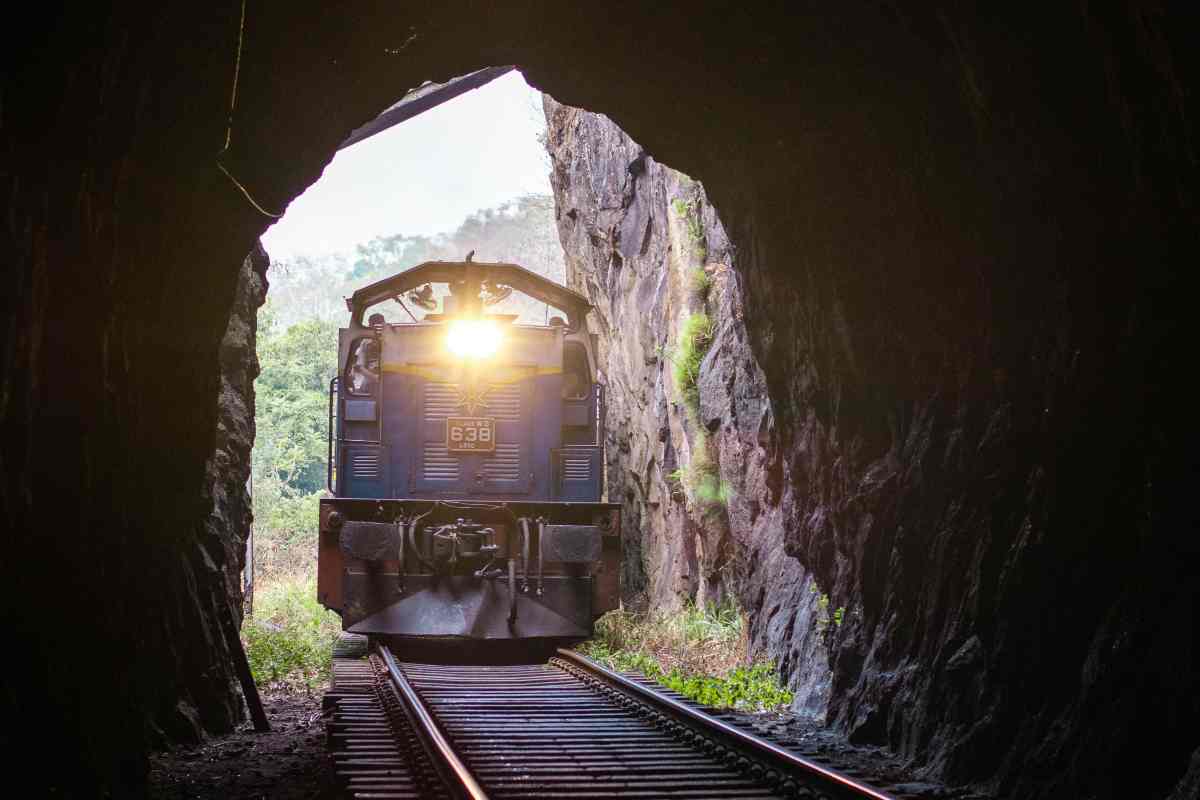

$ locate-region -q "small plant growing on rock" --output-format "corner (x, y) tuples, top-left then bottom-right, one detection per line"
(578, 600), (793, 711)
(672, 312), (715, 419)
(811, 587), (846, 639)
(668, 432), (733, 510)
(671, 197), (707, 259)
(694, 471), (734, 507)
(688, 266), (712, 299)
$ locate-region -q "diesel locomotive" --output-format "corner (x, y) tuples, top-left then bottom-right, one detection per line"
(317, 259), (620, 655)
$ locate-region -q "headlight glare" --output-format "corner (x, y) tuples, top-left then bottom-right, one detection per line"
(446, 319), (502, 358)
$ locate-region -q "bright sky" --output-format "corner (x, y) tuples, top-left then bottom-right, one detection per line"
(261, 70), (550, 261)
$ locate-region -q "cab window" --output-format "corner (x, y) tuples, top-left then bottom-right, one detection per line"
(562, 342), (590, 400)
(345, 337), (380, 396)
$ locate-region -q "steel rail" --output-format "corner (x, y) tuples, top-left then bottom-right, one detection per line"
(377, 645), (490, 800)
(555, 648), (896, 800)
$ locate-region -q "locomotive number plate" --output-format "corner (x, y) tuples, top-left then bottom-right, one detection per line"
(446, 417), (495, 452)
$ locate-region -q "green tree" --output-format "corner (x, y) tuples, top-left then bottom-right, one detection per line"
(255, 317), (339, 494)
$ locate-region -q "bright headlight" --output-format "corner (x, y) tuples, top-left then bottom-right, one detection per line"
(446, 319), (502, 358)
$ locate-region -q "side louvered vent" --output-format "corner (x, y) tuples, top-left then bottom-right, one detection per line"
(563, 455), (591, 481)
(422, 443), (460, 481)
(424, 382), (460, 421)
(485, 383), (521, 421)
(351, 451), (381, 480)
(481, 444), (521, 481)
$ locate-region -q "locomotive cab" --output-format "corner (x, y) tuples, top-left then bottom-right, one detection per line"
(317, 259), (620, 654)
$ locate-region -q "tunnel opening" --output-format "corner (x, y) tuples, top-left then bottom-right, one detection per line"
(242, 67), (583, 690)
(2, 4), (1196, 798)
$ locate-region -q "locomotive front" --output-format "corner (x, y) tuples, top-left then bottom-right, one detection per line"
(317, 259), (620, 656)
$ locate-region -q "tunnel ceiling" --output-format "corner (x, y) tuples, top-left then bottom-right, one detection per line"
(2, 3), (1196, 797)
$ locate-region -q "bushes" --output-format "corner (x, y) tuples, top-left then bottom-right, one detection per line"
(672, 312), (714, 419)
(670, 446), (732, 509)
(688, 266), (712, 298)
(578, 602), (793, 711)
(242, 574), (342, 688)
(671, 197), (707, 262)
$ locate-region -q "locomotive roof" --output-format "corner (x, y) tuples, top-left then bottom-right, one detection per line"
(347, 259), (593, 329)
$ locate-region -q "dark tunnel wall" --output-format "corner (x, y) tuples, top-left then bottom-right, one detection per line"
(1, 3), (1195, 797)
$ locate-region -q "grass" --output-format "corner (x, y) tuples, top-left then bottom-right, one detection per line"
(671, 438), (733, 510)
(672, 312), (715, 417)
(671, 197), (707, 261)
(242, 573), (342, 689)
(812, 587), (846, 637)
(666, 312), (731, 510)
(578, 601), (793, 711)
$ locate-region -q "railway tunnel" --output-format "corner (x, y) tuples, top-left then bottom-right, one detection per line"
(1, 3), (1196, 798)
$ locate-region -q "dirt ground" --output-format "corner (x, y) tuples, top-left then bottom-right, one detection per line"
(149, 686), (988, 800)
(148, 689), (335, 800)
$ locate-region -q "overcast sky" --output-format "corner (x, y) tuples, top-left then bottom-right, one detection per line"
(261, 70), (550, 261)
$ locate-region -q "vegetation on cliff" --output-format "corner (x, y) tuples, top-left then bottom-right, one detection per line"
(579, 602), (793, 711)
(242, 575), (341, 688)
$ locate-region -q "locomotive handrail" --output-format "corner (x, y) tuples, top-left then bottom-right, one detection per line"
(346, 259), (593, 330)
(326, 376), (337, 493)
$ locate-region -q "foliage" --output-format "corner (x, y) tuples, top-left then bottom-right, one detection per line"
(692, 466), (733, 507)
(812, 587), (846, 637)
(578, 601), (793, 711)
(672, 312), (715, 418)
(671, 197), (706, 259)
(252, 481), (322, 577)
(670, 438), (732, 510)
(664, 313), (729, 509)
(688, 266), (712, 298)
(251, 315), (338, 582)
(242, 574), (341, 688)
(254, 317), (339, 494)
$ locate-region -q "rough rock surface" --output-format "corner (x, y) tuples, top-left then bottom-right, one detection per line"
(1167, 747), (1200, 800)
(150, 244), (268, 747)
(544, 99), (831, 719)
(2, 4), (1194, 798)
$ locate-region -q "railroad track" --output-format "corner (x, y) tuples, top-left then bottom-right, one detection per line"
(326, 641), (893, 799)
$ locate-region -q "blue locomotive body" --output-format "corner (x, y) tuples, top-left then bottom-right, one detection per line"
(317, 260), (620, 649)
(337, 328), (603, 504)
